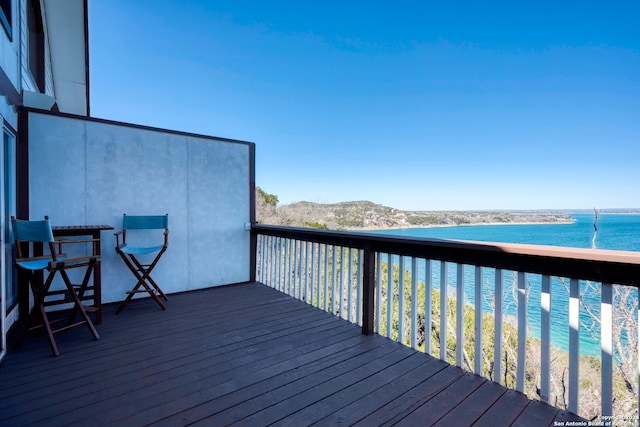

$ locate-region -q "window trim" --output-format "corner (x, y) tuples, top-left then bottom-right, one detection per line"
(0, 0), (11, 41)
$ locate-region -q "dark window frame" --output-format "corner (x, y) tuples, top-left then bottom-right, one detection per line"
(27, 0), (44, 92)
(0, 0), (10, 40)
(2, 123), (17, 314)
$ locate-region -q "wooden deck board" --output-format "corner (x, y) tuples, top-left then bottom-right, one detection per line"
(353, 363), (466, 426)
(394, 372), (487, 426)
(0, 282), (584, 426)
(432, 378), (507, 426)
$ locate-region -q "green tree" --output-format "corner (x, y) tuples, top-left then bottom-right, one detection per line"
(256, 186), (278, 207)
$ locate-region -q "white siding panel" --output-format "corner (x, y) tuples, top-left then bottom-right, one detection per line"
(28, 112), (251, 304)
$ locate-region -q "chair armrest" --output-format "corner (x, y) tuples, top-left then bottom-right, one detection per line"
(114, 230), (125, 248)
(49, 255), (99, 269)
(163, 228), (169, 246)
(16, 254), (64, 263)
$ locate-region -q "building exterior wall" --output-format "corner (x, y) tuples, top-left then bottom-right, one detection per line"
(26, 110), (253, 303)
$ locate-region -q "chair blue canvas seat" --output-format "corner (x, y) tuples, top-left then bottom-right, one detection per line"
(119, 245), (164, 255)
(11, 216), (100, 356)
(16, 257), (58, 271)
(114, 214), (169, 313)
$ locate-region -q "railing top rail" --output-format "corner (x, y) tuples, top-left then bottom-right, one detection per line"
(252, 224), (640, 287)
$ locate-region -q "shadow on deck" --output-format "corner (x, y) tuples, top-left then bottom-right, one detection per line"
(0, 282), (584, 426)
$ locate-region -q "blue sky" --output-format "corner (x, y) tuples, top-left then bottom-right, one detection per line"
(89, 1), (639, 210)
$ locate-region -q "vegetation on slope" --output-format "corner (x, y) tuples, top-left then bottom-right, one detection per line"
(256, 187), (573, 230)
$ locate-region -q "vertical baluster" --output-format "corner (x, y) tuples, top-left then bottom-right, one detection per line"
(324, 244), (329, 311)
(273, 236), (277, 287)
(283, 238), (287, 292)
(269, 236), (274, 286)
(262, 236), (267, 283)
(425, 259), (432, 356)
(411, 258), (418, 350)
(258, 235), (264, 284)
(273, 237), (278, 290)
(494, 269), (503, 385)
(348, 248), (354, 323)
(307, 241), (312, 302)
(257, 235), (263, 282)
(357, 249), (363, 325)
(271, 236), (276, 286)
(387, 253), (394, 339)
(332, 246), (338, 315)
(265, 236), (271, 286)
(399, 256), (406, 345)
(301, 240), (306, 299)
(296, 240), (302, 298)
(274, 237), (284, 292)
(540, 275), (551, 403)
(569, 278), (580, 414)
(316, 243), (322, 307)
(517, 271), (527, 393)
(376, 252), (383, 333)
(310, 242), (316, 306)
(282, 238), (287, 292)
(292, 240), (298, 298)
(292, 240), (302, 298)
(601, 282), (612, 417)
(289, 240), (294, 296)
(286, 239), (292, 295)
(303, 241), (309, 301)
(456, 264), (464, 368)
(339, 247), (345, 318)
(300, 241), (305, 300)
(297, 240), (302, 297)
(299, 241), (304, 300)
(474, 266), (482, 375)
(440, 261), (447, 361)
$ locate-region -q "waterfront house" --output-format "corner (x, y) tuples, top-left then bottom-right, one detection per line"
(0, 1), (636, 424)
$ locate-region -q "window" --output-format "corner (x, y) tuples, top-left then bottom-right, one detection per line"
(27, 0), (44, 92)
(0, 0), (10, 40)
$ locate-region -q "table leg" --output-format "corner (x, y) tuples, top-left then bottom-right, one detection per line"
(93, 230), (102, 324)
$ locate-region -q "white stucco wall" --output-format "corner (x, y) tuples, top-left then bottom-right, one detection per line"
(27, 111), (253, 304)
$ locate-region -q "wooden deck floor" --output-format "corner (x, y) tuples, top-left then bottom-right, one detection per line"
(0, 282), (584, 426)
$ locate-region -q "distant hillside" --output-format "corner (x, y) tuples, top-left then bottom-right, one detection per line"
(256, 190), (573, 230)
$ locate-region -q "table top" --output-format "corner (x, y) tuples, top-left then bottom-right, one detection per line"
(52, 225), (114, 234)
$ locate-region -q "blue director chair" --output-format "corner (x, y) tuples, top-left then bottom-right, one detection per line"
(11, 216), (100, 356)
(114, 214), (169, 313)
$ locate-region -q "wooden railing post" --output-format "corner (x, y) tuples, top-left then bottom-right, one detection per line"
(361, 242), (375, 335)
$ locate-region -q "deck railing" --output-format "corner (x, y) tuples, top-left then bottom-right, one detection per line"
(252, 224), (640, 419)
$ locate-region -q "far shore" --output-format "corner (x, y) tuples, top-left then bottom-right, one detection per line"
(350, 219), (576, 232)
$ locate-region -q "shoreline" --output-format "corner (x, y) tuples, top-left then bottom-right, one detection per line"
(349, 219), (576, 232)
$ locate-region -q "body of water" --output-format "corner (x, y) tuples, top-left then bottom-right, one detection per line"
(369, 213), (640, 356)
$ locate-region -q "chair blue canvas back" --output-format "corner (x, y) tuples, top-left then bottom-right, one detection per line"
(11, 217), (54, 243)
(123, 214), (168, 230)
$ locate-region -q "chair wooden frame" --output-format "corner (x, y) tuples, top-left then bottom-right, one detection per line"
(11, 216), (100, 357)
(114, 214), (169, 314)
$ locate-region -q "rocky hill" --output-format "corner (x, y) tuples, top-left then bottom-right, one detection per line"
(256, 197), (573, 230)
